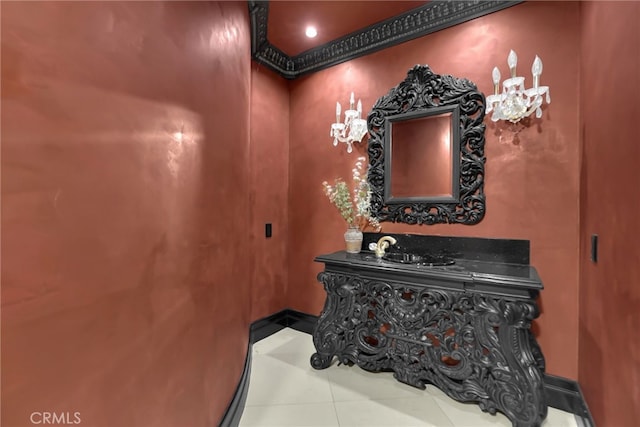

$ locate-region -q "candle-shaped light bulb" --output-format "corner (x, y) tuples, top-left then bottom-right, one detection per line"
(531, 55), (543, 88)
(492, 67), (501, 84)
(357, 99), (362, 118)
(350, 92), (355, 110)
(336, 102), (341, 123)
(507, 50), (518, 78)
(531, 56), (543, 75)
(492, 67), (501, 95)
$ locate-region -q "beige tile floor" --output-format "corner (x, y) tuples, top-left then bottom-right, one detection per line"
(239, 328), (578, 427)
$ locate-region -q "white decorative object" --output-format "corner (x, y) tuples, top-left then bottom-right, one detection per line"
(486, 50), (550, 123)
(344, 226), (363, 254)
(330, 92), (368, 153)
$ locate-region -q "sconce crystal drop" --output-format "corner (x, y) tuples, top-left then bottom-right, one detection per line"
(486, 50), (551, 124)
(330, 92), (368, 153)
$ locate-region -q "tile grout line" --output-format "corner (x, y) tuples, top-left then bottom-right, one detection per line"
(324, 360), (343, 426)
(297, 329), (342, 426)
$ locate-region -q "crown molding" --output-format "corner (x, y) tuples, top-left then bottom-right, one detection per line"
(249, 0), (523, 79)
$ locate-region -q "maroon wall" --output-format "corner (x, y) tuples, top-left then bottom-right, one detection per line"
(4, 1), (637, 424)
(288, 2), (581, 379)
(579, 2), (640, 426)
(1, 2), (252, 426)
(250, 63), (290, 320)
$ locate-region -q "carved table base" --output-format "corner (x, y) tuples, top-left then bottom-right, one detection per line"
(311, 271), (547, 427)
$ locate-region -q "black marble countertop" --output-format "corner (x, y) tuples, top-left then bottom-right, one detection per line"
(362, 232), (530, 265)
(315, 250), (543, 298)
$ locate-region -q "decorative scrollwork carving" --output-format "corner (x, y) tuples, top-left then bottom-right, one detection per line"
(367, 65), (486, 225)
(311, 271), (547, 427)
(249, 1), (523, 79)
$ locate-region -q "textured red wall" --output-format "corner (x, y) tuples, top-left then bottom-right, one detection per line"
(579, 2), (640, 425)
(1, 2), (252, 426)
(250, 63), (290, 320)
(288, 2), (581, 379)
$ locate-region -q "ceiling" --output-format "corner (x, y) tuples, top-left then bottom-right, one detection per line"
(249, 0), (523, 79)
(267, 1), (425, 57)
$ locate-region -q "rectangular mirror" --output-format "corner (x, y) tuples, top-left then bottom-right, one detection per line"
(386, 106), (460, 202)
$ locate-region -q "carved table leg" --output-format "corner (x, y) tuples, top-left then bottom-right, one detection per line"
(310, 352), (333, 370)
(310, 272), (359, 370)
(474, 296), (547, 427)
(484, 299), (547, 427)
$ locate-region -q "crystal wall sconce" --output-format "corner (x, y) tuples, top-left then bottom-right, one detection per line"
(486, 50), (551, 123)
(330, 92), (368, 153)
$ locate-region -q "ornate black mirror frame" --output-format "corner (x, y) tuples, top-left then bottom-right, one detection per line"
(367, 65), (486, 225)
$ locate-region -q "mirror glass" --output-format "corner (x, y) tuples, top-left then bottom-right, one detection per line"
(367, 65), (486, 225)
(389, 111), (454, 199)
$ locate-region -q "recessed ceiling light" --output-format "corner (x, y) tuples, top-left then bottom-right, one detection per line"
(305, 26), (317, 38)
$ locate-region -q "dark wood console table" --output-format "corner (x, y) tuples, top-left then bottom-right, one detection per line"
(311, 251), (547, 427)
